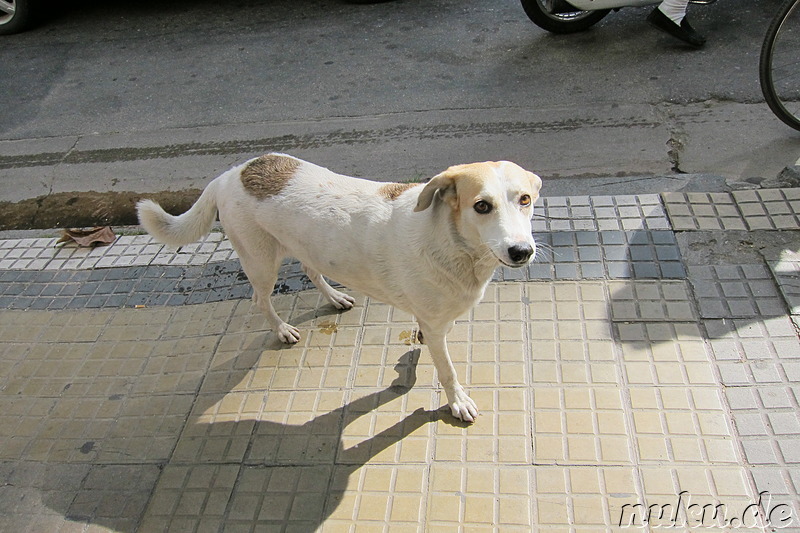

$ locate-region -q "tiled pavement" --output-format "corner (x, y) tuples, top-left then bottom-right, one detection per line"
(1, 190), (800, 531)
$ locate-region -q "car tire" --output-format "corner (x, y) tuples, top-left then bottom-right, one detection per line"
(0, 0), (36, 36)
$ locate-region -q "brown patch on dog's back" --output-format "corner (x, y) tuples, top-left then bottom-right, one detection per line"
(378, 182), (419, 201)
(241, 154), (299, 200)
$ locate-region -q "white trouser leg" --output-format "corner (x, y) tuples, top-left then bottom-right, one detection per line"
(658, 0), (690, 24)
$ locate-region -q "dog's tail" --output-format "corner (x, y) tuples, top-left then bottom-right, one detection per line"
(137, 179), (220, 247)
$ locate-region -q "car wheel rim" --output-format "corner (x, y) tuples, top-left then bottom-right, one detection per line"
(0, 0), (16, 25)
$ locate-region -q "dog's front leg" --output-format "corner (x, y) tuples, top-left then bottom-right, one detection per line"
(420, 321), (478, 423)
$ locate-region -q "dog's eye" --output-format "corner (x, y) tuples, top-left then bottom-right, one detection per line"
(520, 195), (532, 207)
(473, 200), (492, 214)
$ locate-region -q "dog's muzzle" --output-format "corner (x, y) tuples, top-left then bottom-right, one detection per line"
(507, 243), (534, 266)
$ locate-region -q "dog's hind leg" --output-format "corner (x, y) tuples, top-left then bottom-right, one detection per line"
(233, 236), (301, 344)
(302, 265), (356, 310)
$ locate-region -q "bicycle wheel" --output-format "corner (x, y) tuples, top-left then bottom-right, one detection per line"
(760, 0), (800, 131)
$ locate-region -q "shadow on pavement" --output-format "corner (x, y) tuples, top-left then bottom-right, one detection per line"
(0, 316), (441, 531)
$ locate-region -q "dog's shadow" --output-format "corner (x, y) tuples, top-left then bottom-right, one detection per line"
(24, 302), (452, 532)
(175, 334), (443, 529)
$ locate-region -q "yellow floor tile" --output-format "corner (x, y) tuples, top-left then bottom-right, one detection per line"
(532, 386), (633, 465)
(338, 388), (437, 465)
(427, 464), (533, 529)
(435, 388), (531, 464)
(3, 277), (795, 531)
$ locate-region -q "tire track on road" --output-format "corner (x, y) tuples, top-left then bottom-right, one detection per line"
(0, 116), (658, 169)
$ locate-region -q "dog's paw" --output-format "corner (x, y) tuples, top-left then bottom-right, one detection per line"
(277, 323), (301, 344)
(329, 290), (356, 310)
(449, 389), (479, 423)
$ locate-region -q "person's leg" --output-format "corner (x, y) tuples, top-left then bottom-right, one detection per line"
(657, 0), (689, 23)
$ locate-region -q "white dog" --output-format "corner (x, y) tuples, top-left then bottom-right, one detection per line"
(137, 154), (541, 422)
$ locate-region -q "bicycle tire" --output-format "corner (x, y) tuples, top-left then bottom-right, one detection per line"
(759, 0), (800, 131)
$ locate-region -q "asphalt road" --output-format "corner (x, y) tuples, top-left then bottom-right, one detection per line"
(1, 0), (800, 224)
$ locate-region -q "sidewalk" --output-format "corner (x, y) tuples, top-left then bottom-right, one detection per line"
(1, 188), (799, 531)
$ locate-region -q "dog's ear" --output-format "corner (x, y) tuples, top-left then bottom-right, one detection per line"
(414, 169), (458, 212)
(528, 171), (543, 198)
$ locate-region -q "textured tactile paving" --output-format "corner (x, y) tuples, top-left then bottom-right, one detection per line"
(0, 232), (687, 310)
(532, 387), (632, 465)
(138, 463), (240, 533)
(687, 264), (787, 318)
(704, 314), (800, 523)
(732, 188), (800, 230)
(523, 229), (685, 281)
(426, 464), (534, 530)
(5, 187), (800, 530)
(608, 280), (697, 322)
(0, 193), (685, 309)
(4, 281), (799, 530)
(662, 192), (748, 231)
(663, 188), (800, 232)
(532, 194), (669, 232)
(0, 233), (235, 271)
(0, 462), (160, 533)
(765, 246), (800, 316)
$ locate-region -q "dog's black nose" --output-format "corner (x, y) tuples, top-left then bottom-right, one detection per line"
(508, 244), (534, 264)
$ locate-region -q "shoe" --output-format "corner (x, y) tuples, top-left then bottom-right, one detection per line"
(647, 7), (706, 48)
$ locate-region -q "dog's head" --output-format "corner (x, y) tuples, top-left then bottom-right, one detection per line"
(414, 161), (542, 268)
